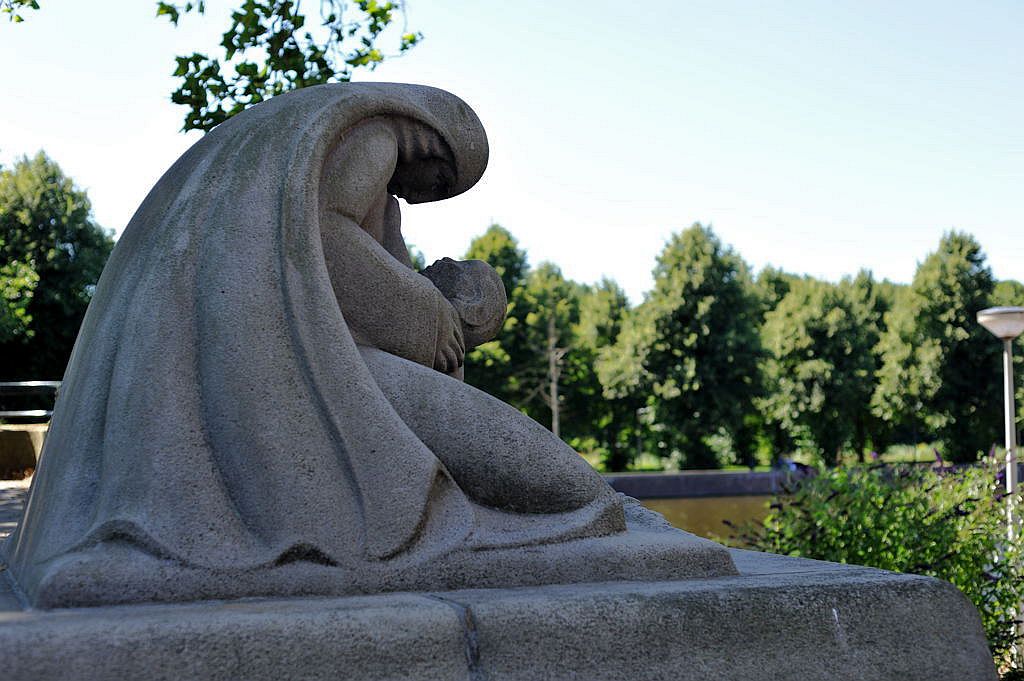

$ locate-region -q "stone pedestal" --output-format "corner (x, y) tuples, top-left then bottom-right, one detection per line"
(0, 549), (996, 680)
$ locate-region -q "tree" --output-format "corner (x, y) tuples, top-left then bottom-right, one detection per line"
(757, 272), (884, 465)
(462, 224), (530, 405)
(872, 231), (1000, 462)
(752, 266), (798, 318)
(512, 263), (582, 435)
(464, 257), (587, 438)
(576, 279), (644, 470)
(993, 279), (1024, 307)
(0, 152), (114, 379)
(743, 266), (803, 463)
(596, 301), (660, 466)
(462, 225), (634, 460)
(615, 224), (762, 469)
(158, 0), (422, 132)
(0, 260), (37, 344)
(464, 223), (528, 298)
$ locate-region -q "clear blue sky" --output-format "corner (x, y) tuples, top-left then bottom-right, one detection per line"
(1, 0), (1021, 302)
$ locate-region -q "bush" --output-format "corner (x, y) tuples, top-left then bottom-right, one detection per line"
(727, 460), (1024, 667)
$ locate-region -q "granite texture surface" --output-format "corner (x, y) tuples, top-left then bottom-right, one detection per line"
(0, 544), (997, 681)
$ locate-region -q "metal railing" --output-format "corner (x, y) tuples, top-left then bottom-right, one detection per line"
(0, 381), (61, 421)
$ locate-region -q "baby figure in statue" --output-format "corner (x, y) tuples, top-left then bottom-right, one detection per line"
(420, 256), (507, 380)
(420, 257), (506, 351)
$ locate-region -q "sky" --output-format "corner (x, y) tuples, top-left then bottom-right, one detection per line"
(1, 0), (1021, 303)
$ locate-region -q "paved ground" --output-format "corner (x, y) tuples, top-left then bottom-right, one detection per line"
(0, 480), (28, 541)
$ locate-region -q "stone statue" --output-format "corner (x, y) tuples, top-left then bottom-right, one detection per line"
(1, 83), (735, 608)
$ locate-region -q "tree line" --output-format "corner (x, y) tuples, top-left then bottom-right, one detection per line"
(457, 223), (1024, 470)
(2, 154), (1021, 471)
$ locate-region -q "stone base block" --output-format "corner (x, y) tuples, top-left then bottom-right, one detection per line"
(0, 549), (996, 680)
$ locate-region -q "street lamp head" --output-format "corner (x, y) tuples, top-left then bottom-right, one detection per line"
(978, 306), (1024, 340)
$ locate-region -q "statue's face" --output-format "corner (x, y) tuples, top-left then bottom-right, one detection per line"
(387, 117), (456, 204)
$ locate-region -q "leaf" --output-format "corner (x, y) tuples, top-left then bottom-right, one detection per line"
(156, 2), (181, 25)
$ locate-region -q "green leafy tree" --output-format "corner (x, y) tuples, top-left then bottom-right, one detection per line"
(621, 224), (762, 468)
(872, 231), (1000, 462)
(511, 263), (583, 436)
(0, 152), (114, 379)
(572, 278), (645, 470)
(464, 257), (589, 442)
(464, 223), (528, 299)
(463, 225), (631, 458)
(158, 0), (422, 131)
(511, 266), (646, 462)
(993, 280), (1024, 307)
(752, 266), (798, 318)
(743, 267), (803, 463)
(0, 260), (38, 343)
(462, 224), (530, 405)
(757, 272), (884, 465)
(1, 0), (38, 22)
(846, 271), (896, 455)
(596, 300), (661, 467)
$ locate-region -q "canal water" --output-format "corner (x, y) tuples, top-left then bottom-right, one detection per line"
(606, 470), (799, 545)
(640, 496), (771, 542)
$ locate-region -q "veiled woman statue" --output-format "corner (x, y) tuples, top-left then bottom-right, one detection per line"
(2, 84), (734, 608)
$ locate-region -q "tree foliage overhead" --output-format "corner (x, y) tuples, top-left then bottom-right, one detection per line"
(872, 231), (1000, 462)
(0, 152), (114, 379)
(158, 0), (422, 132)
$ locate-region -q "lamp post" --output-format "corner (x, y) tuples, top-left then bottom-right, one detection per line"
(979, 306), (1024, 666)
(977, 306), (1024, 540)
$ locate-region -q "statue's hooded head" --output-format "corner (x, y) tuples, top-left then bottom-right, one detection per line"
(263, 82), (488, 205)
(374, 85), (489, 204)
(200, 81), (489, 209)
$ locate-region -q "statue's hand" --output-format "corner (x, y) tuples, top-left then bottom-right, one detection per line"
(433, 297), (465, 374)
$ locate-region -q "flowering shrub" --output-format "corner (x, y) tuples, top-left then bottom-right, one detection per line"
(727, 459), (1024, 666)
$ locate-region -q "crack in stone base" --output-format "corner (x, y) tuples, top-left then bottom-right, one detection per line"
(425, 594), (485, 681)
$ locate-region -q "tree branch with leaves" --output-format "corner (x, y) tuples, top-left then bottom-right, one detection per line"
(157, 0), (422, 132)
